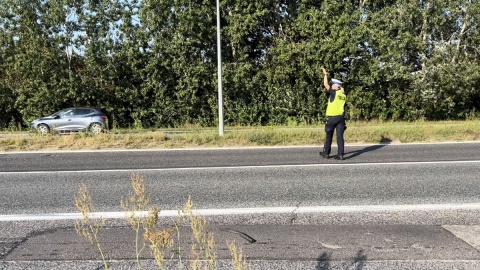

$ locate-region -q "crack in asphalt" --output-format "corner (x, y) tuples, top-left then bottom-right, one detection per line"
(289, 202), (302, 225)
(220, 229), (257, 244)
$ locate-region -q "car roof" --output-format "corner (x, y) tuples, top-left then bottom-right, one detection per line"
(63, 107), (102, 110)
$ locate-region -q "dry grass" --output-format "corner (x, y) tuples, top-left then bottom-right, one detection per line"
(75, 174), (248, 270)
(183, 196), (217, 270)
(343, 120), (480, 143)
(121, 173), (154, 269)
(229, 241), (249, 270)
(2, 120), (479, 152)
(74, 183), (110, 270)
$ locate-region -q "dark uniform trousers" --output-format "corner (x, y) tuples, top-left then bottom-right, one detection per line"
(323, 115), (346, 156)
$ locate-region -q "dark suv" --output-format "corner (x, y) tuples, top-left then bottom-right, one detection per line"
(30, 107), (109, 135)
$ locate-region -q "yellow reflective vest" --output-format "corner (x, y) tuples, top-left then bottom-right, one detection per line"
(326, 89), (346, 116)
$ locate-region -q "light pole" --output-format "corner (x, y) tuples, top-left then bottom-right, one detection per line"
(216, 0), (224, 136)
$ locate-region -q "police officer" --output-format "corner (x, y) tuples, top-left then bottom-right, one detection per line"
(319, 67), (346, 160)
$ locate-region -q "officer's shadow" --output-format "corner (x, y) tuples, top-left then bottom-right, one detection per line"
(344, 137), (392, 160)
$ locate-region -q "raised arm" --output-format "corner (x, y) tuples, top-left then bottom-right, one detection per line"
(321, 67), (330, 90)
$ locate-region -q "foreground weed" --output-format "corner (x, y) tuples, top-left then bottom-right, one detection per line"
(74, 176), (249, 270)
(143, 208), (175, 269)
(229, 241), (249, 270)
(74, 183), (109, 270)
(121, 173), (152, 270)
(184, 196), (217, 270)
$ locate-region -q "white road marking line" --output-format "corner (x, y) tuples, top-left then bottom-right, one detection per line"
(1, 160), (479, 175)
(3, 203), (480, 221)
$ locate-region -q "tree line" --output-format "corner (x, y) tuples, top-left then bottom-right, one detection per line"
(1, 0), (479, 129)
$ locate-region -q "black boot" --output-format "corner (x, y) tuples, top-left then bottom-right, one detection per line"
(334, 155), (344, 160)
(319, 152), (330, 159)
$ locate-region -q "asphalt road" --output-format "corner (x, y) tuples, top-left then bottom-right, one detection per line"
(0, 142), (479, 213)
(0, 142), (479, 172)
(1, 142), (480, 269)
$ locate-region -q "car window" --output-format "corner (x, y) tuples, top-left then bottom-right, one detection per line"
(74, 108), (93, 115)
(59, 109), (74, 117)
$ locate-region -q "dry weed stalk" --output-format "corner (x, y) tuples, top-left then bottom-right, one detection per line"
(74, 183), (109, 270)
(121, 173), (152, 269)
(143, 208), (175, 269)
(229, 241), (249, 270)
(184, 196), (217, 270)
(74, 175), (248, 270)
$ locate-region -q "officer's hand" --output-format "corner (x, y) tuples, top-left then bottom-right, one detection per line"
(321, 67), (327, 76)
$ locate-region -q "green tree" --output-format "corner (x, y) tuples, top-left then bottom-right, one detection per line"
(221, 0), (289, 125)
(1, 0), (479, 129)
(411, 0), (480, 119)
(264, 0), (361, 124)
(0, 0), (19, 128)
(346, 0), (420, 121)
(74, 0), (130, 126)
(137, 0), (217, 127)
(1, 0), (82, 123)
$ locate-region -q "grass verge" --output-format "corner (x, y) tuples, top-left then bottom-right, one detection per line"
(2, 120), (480, 152)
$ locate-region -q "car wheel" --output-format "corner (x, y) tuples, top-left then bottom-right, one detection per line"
(90, 123), (103, 135)
(37, 124), (50, 135)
